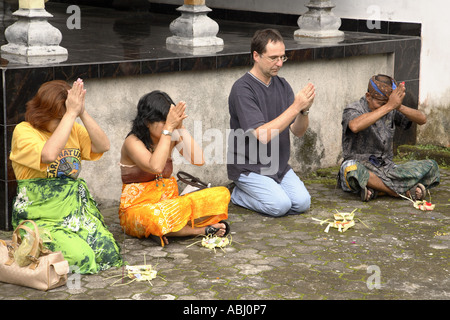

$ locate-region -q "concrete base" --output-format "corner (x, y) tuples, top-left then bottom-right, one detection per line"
(1, 43), (68, 57)
(295, 29), (344, 39)
(0, 51), (68, 65)
(166, 43), (223, 56)
(166, 36), (224, 48)
(166, 5), (223, 47)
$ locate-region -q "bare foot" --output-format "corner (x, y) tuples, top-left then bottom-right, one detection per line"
(207, 222), (227, 237)
(415, 186), (424, 200)
(405, 185), (425, 200)
(162, 221), (229, 245)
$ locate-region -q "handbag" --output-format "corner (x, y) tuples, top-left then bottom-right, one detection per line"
(0, 220), (69, 291)
(177, 171), (211, 196)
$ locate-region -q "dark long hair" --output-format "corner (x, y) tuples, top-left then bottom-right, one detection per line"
(128, 90), (175, 150)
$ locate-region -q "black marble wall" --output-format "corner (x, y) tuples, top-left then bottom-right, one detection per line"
(0, 3), (421, 230)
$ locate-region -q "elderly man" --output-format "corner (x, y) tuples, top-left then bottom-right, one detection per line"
(338, 74), (440, 202)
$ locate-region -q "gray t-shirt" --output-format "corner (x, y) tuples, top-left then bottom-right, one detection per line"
(227, 72), (295, 183)
(341, 96), (411, 167)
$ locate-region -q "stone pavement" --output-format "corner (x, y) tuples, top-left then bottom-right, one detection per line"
(0, 167), (449, 302)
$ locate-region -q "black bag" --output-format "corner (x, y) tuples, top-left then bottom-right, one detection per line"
(177, 171), (211, 195)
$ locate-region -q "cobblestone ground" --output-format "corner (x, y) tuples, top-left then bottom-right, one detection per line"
(0, 168), (448, 301)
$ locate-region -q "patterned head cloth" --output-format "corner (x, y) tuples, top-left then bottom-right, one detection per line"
(368, 74), (398, 102)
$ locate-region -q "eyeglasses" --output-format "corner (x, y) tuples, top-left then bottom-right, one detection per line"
(260, 54), (288, 63)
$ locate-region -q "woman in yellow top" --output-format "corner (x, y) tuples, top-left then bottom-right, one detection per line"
(119, 91), (230, 246)
(9, 79), (122, 274)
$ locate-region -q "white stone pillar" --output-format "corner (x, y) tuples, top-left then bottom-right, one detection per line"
(295, 0), (344, 38)
(166, 0), (223, 47)
(1, 0), (68, 62)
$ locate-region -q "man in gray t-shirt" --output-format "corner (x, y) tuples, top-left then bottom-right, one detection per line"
(227, 29), (315, 217)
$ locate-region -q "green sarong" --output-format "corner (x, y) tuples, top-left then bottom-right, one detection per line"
(12, 177), (122, 274)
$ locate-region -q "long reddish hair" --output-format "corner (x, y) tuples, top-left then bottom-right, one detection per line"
(25, 80), (71, 131)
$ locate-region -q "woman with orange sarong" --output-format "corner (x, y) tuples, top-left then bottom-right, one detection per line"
(118, 91), (230, 246)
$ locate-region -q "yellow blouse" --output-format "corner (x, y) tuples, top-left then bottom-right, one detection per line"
(10, 121), (103, 180)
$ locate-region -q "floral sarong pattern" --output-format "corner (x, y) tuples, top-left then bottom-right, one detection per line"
(12, 177), (123, 274)
(119, 176), (230, 246)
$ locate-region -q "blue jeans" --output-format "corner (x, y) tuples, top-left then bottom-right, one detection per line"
(230, 169), (311, 217)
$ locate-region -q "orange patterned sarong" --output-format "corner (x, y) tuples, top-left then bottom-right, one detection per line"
(119, 176), (230, 246)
